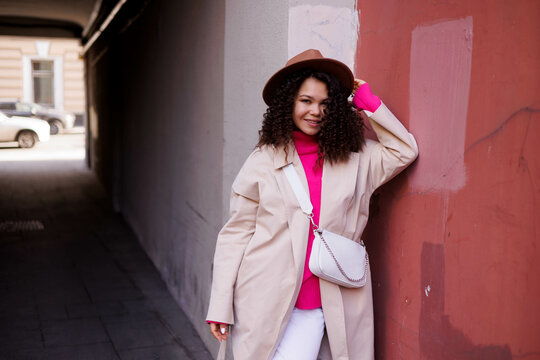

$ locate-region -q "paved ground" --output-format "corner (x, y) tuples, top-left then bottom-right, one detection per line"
(0, 133), (213, 360)
(0, 127), (85, 162)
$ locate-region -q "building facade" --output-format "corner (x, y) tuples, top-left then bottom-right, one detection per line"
(0, 36), (84, 116)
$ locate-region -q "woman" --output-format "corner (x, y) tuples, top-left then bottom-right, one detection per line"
(206, 49), (418, 360)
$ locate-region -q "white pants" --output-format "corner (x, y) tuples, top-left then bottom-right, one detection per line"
(273, 308), (325, 360)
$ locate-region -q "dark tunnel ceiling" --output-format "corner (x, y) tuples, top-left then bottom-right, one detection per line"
(0, 0), (101, 38)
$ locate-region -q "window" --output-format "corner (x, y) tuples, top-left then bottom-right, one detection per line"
(31, 60), (54, 107)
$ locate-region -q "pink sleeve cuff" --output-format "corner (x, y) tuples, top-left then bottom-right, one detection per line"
(352, 83), (381, 113)
(207, 320), (227, 325)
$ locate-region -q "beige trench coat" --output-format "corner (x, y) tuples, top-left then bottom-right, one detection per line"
(207, 103), (418, 360)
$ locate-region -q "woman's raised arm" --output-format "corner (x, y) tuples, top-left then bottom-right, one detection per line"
(352, 81), (419, 191)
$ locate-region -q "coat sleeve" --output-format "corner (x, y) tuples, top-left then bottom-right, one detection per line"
(206, 151), (262, 325)
(364, 101), (419, 191)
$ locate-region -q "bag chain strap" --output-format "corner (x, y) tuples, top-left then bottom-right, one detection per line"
(308, 213), (368, 283)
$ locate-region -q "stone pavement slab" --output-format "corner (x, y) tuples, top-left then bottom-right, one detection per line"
(104, 318), (176, 350)
(42, 318), (110, 347)
(0, 154), (212, 360)
(119, 344), (189, 360)
(17, 343), (119, 360)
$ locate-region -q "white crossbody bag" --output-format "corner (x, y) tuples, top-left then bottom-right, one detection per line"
(283, 163), (368, 288)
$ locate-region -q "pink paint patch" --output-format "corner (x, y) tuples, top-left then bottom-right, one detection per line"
(409, 17), (473, 192)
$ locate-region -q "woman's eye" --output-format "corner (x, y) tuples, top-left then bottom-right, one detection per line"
(301, 99), (311, 104)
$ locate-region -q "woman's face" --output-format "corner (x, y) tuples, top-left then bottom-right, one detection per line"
(292, 77), (328, 136)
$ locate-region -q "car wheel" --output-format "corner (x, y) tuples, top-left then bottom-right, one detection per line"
(17, 130), (37, 148)
(49, 119), (63, 135)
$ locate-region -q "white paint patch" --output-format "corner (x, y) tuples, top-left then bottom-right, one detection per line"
(288, 4), (359, 73)
(425, 284), (431, 297)
(409, 17), (473, 192)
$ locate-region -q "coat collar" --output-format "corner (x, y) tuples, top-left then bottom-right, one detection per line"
(272, 143), (360, 227)
(272, 143), (296, 169)
(320, 152), (359, 231)
(271, 143), (310, 274)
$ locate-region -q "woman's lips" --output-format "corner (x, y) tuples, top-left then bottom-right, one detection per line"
(305, 119), (321, 126)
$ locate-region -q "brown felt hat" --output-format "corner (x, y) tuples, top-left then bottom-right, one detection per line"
(262, 49), (354, 105)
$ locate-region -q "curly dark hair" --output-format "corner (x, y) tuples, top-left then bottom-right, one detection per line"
(257, 69), (365, 164)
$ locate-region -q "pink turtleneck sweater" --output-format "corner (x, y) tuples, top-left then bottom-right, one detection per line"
(293, 131), (323, 309)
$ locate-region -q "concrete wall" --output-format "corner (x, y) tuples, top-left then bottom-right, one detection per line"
(355, 0), (540, 358)
(88, 0), (227, 352)
(222, 0), (288, 219)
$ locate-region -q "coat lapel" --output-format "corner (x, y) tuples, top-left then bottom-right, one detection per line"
(273, 144), (311, 276)
(274, 146), (361, 271)
(318, 152), (360, 360)
(319, 152), (360, 234)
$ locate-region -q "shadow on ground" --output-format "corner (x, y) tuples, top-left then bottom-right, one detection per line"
(0, 160), (212, 360)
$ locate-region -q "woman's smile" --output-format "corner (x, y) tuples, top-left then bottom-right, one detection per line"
(305, 118), (321, 126)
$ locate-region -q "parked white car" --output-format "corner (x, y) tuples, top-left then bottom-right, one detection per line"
(0, 110), (50, 148)
(0, 100), (76, 135)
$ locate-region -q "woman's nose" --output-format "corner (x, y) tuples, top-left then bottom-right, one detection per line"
(310, 104), (321, 116)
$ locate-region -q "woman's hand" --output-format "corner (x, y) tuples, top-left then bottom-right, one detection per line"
(351, 78), (381, 112)
(352, 78), (366, 96)
(209, 322), (229, 342)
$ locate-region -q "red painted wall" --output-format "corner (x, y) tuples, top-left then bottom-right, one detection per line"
(356, 1), (540, 358)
